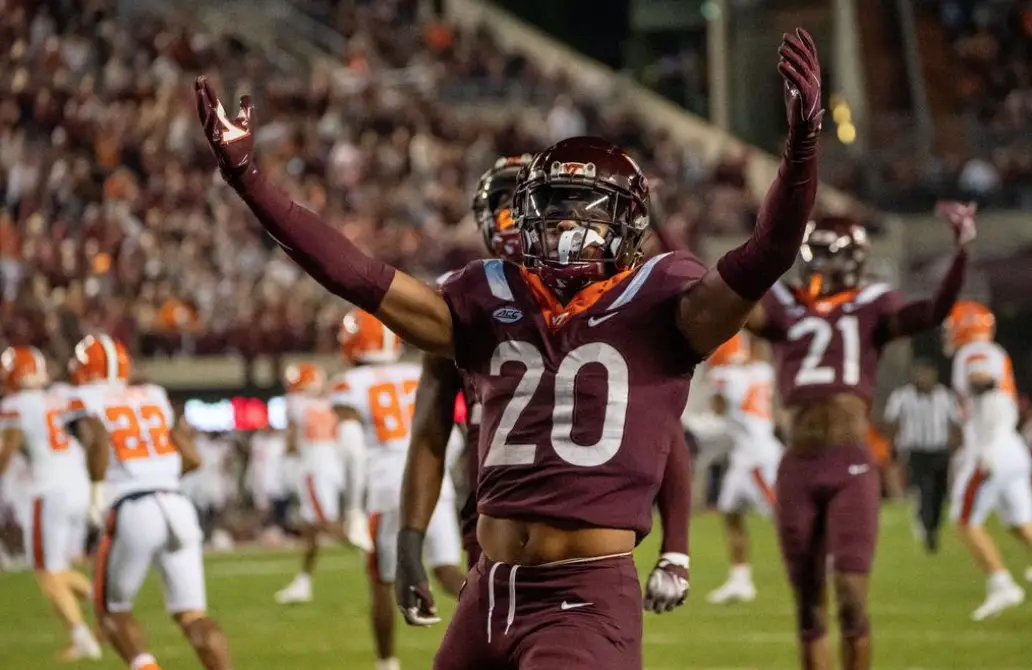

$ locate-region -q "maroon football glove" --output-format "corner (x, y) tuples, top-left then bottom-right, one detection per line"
(935, 200), (978, 249)
(643, 553), (690, 614)
(778, 28), (824, 133)
(194, 76), (256, 183)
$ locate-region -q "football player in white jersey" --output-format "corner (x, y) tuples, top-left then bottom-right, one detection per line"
(275, 361), (371, 604)
(944, 301), (1032, 620)
(0, 346), (102, 660)
(65, 335), (233, 670)
(702, 333), (783, 604)
(332, 310), (463, 670)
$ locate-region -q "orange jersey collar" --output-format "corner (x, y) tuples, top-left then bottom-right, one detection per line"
(520, 268), (634, 329)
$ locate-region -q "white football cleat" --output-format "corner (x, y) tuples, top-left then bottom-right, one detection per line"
(275, 576), (313, 605)
(970, 584), (1024, 621)
(706, 579), (757, 605)
(344, 509), (374, 553)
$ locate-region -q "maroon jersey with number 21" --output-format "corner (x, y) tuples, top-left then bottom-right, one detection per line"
(758, 281), (903, 406)
(440, 251), (706, 538)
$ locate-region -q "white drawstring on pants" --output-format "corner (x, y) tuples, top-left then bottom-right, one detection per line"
(485, 563), (520, 644)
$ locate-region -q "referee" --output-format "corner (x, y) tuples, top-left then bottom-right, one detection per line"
(883, 358), (962, 553)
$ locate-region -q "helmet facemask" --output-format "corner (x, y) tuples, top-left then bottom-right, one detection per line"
(518, 181), (648, 298)
(799, 223), (868, 298)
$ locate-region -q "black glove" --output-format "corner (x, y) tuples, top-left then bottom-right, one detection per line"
(395, 528), (440, 626)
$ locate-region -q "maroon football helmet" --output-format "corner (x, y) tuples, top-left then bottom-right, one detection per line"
(799, 215), (870, 297)
(472, 155), (533, 263)
(513, 137), (651, 295)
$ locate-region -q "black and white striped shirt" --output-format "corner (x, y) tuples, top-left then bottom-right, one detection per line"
(883, 384), (960, 451)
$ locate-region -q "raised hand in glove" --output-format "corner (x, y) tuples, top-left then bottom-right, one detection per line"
(778, 28), (824, 136)
(643, 553), (690, 614)
(395, 528), (441, 626)
(194, 76), (256, 183)
(935, 200), (978, 249)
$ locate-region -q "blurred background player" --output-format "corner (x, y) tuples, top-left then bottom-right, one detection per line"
(246, 425), (292, 545)
(181, 430), (234, 550)
(396, 155), (530, 625)
(745, 203), (971, 670)
(332, 309), (464, 670)
(703, 333), (782, 605)
(275, 361), (368, 604)
(0, 345), (101, 660)
(944, 300), (1032, 620)
(66, 334), (232, 670)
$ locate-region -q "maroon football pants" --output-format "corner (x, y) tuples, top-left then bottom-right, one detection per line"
(774, 443), (880, 638)
(434, 554), (642, 670)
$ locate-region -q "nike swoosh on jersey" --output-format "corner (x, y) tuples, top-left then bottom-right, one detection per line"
(560, 601), (593, 611)
(587, 313), (618, 327)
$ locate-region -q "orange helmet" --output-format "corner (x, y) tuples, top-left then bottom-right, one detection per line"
(283, 362), (325, 395)
(339, 309), (402, 364)
(708, 332), (750, 368)
(943, 300), (994, 355)
(1, 346), (49, 392)
(69, 334), (130, 385)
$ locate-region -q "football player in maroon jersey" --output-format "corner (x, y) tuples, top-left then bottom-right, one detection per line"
(744, 204), (975, 670)
(395, 156), (696, 627)
(196, 28), (824, 669)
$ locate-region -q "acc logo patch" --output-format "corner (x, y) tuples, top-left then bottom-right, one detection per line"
(492, 307), (524, 324)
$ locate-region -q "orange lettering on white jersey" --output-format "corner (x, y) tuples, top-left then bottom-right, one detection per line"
(69, 381), (181, 501)
(330, 362), (433, 513)
(0, 384), (88, 495)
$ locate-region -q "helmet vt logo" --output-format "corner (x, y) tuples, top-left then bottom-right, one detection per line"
(551, 161), (597, 178)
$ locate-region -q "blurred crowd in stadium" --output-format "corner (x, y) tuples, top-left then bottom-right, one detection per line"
(0, 0), (760, 361)
(2, 0), (1031, 363)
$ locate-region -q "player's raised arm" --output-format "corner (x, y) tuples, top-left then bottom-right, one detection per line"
(875, 201), (973, 343)
(396, 352), (461, 626)
(675, 29), (822, 356)
(194, 77), (454, 358)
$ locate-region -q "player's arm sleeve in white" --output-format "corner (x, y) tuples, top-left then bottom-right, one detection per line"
(338, 415), (367, 512)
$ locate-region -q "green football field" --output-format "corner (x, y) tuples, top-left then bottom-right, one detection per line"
(1, 504), (1029, 669)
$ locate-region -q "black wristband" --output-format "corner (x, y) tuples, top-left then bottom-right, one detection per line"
(397, 527), (427, 570)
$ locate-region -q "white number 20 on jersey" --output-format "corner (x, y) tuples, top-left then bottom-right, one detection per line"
(483, 340), (630, 468)
(787, 315), (861, 386)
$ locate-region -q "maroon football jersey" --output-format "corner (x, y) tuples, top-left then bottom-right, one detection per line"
(441, 251), (706, 537)
(758, 281), (902, 406)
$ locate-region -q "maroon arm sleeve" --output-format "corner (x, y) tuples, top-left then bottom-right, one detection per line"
(878, 249), (967, 342)
(656, 440), (691, 556)
(232, 170), (396, 314)
(715, 130), (819, 300)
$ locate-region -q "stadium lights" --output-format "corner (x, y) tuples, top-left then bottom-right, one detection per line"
(829, 94), (857, 145)
(837, 122), (857, 144)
